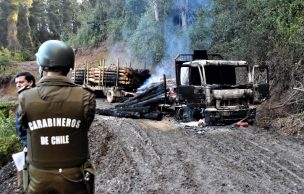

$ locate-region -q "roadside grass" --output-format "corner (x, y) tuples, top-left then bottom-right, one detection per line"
(0, 101), (22, 168)
(0, 49), (23, 87)
(0, 49), (32, 168)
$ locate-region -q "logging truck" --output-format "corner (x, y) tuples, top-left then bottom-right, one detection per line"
(71, 60), (150, 102)
(174, 50), (270, 125)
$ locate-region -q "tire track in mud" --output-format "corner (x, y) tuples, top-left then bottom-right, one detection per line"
(203, 127), (304, 193)
(93, 116), (166, 193)
(237, 128), (304, 168)
(90, 118), (139, 193)
(230, 128), (304, 192)
(137, 119), (196, 193)
(180, 130), (274, 194)
(235, 128), (304, 173)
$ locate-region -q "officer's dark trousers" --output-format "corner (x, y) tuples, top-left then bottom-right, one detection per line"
(27, 165), (87, 194)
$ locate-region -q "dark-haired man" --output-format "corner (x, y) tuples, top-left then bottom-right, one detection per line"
(15, 71), (36, 147)
(15, 71), (36, 93)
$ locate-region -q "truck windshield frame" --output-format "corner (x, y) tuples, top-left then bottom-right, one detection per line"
(179, 60), (250, 86)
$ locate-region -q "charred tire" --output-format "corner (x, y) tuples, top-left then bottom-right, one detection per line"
(192, 108), (203, 121)
(175, 107), (192, 122)
(107, 90), (116, 103)
(247, 118), (256, 125)
(204, 111), (213, 126)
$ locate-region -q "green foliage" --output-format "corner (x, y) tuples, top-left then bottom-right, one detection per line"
(106, 18), (124, 43)
(209, 0), (304, 95)
(11, 50), (33, 62)
(121, 0), (147, 41)
(0, 48), (22, 82)
(127, 12), (164, 64)
(189, 9), (212, 50)
(0, 48), (12, 68)
(69, 25), (100, 47)
(0, 48), (32, 71)
(0, 102), (22, 167)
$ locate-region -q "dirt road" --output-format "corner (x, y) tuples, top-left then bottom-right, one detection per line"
(1, 99), (304, 193)
(91, 99), (304, 193)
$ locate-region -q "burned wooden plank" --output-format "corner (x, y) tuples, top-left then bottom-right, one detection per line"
(142, 112), (163, 120)
(118, 82), (165, 105)
(115, 106), (151, 114)
(96, 108), (141, 119)
(126, 94), (165, 108)
(96, 108), (162, 120)
(116, 89), (165, 108)
(95, 75), (168, 120)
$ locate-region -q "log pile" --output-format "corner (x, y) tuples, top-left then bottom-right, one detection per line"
(87, 67), (132, 85)
(87, 66), (150, 88)
(96, 82), (167, 120)
(71, 65), (150, 89)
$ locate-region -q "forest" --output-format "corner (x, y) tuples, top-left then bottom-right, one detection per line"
(0, 0), (304, 111)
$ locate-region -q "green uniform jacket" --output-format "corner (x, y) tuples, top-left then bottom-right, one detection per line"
(17, 76), (96, 169)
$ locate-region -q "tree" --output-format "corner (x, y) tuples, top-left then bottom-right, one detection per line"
(7, 0), (20, 50)
(189, 9), (211, 50)
(122, 0), (147, 42)
(149, 0), (160, 22)
(29, 0), (48, 46)
(128, 11), (164, 65)
(0, 0), (9, 47)
(179, 0), (188, 30)
(17, 0), (33, 49)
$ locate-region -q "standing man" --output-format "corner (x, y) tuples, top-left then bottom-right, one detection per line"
(17, 40), (96, 194)
(14, 72), (36, 188)
(15, 71), (36, 147)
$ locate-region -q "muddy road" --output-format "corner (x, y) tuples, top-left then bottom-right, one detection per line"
(1, 99), (304, 193)
(91, 99), (304, 193)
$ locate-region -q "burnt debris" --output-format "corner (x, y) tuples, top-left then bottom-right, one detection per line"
(96, 82), (166, 120)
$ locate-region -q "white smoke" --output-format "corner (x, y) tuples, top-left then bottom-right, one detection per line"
(138, 0), (211, 91)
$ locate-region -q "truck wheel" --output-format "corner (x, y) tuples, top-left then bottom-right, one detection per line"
(175, 107), (191, 122)
(204, 112), (212, 126)
(107, 90), (116, 103)
(247, 118), (256, 125)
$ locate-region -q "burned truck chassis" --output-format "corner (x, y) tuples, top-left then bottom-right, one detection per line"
(174, 50), (269, 125)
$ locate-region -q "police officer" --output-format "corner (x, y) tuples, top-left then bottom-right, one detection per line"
(17, 40), (96, 194)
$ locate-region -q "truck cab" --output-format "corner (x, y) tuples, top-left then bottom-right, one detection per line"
(174, 50), (269, 125)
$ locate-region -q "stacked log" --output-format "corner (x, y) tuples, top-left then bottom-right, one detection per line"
(71, 68), (85, 84)
(96, 82), (166, 120)
(92, 66), (149, 87)
(71, 65), (150, 89)
(87, 67), (131, 85)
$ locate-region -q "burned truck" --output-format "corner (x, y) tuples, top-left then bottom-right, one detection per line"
(174, 50), (269, 125)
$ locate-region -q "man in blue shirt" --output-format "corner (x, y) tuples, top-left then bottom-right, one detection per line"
(15, 71), (36, 147)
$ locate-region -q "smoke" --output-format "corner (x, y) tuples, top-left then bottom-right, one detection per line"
(106, 42), (142, 69)
(164, 0), (211, 60)
(106, 42), (132, 67)
(139, 0), (211, 90)
(137, 60), (173, 91)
